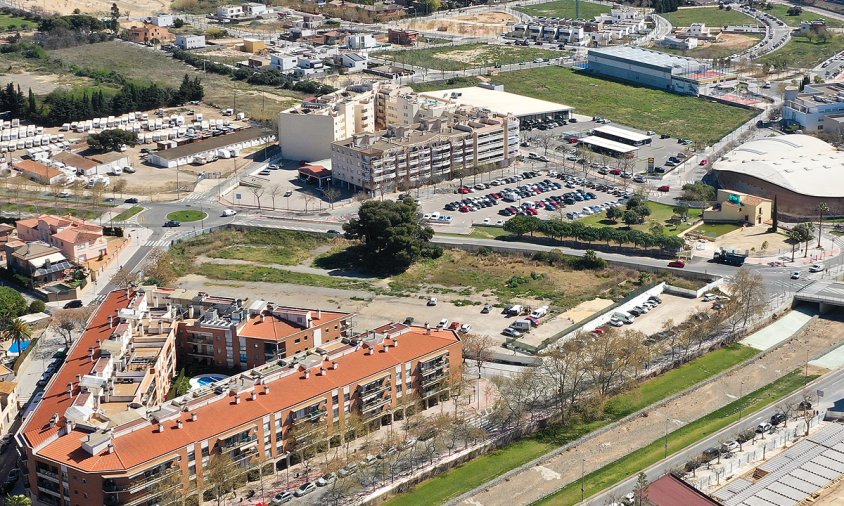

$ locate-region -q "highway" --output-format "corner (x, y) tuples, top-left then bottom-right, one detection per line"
(584, 367), (844, 505)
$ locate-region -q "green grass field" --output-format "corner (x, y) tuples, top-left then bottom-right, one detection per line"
(112, 206), (144, 222)
(166, 210), (207, 222)
(195, 263), (373, 291)
(382, 43), (559, 71)
(516, 0), (608, 20)
(763, 4), (844, 27)
(535, 370), (816, 505)
(578, 201), (704, 236)
(761, 35), (844, 69)
(422, 67), (755, 146)
(694, 222), (741, 238)
(385, 345), (758, 506)
(661, 7), (757, 27)
(0, 14), (36, 31)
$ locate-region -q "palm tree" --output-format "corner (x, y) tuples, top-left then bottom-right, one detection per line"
(787, 228), (802, 262)
(2, 319), (31, 359)
(818, 202), (830, 248)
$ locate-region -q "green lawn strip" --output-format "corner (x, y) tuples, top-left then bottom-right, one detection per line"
(469, 226), (510, 239)
(0, 14), (36, 31)
(660, 7), (757, 27)
(411, 68), (755, 146)
(196, 263), (373, 291)
(0, 202), (100, 219)
(112, 206), (144, 222)
(379, 43), (560, 71)
(385, 345), (758, 505)
(761, 35), (844, 68)
(763, 4), (844, 27)
(166, 210), (207, 222)
(208, 229), (331, 265)
(516, 0), (609, 20)
(652, 34), (761, 60)
(534, 370), (816, 505)
(578, 202), (703, 237)
(694, 222), (742, 238)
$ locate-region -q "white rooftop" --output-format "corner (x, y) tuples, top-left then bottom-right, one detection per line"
(714, 135), (844, 198)
(418, 86), (573, 118)
(578, 135), (639, 153)
(592, 125), (651, 143)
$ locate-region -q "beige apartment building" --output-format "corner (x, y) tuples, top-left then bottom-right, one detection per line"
(330, 108), (519, 194)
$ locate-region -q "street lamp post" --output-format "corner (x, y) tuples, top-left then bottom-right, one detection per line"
(664, 418), (669, 460)
(739, 380), (745, 421)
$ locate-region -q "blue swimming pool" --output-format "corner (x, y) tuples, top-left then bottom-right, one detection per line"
(189, 373), (229, 389)
(9, 340), (30, 354)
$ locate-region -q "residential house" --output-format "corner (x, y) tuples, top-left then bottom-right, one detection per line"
(784, 82), (844, 131)
(242, 38), (267, 53)
(16, 214), (108, 263)
(149, 14), (174, 27)
(128, 23), (175, 45)
(243, 2), (269, 16)
(660, 36), (698, 50)
(388, 28), (419, 46)
(0, 224), (15, 264)
(347, 33), (377, 49)
(176, 34), (206, 50)
(0, 382), (18, 439)
(217, 4), (244, 19)
(334, 52), (368, 73)
(13, 159), (64, 185)
(677, 22), (719, 41)
(703, 189), (772, 225)
(4, 240), (72, 284)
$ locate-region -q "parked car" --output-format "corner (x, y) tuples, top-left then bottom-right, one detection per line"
(770, 412), (787, 426)
(756, 422), (773, 433)
(809, 263), (825, 273)
(702, 447), (720, 462)
(703, 293), (717, 302)
(721, 440), (740, 453)
(294, 482), (316, 497)
(221, 209), (237, 217)
(64, 299), (83, 309)
(437, 318), (449, 329)
(699, 159), (708, 166)
(124, 197), (139, 204)
(271, 491), (293, 504)
(427, 297), (438, 306)
(163, 220), (181, 227)
(668, 260), (686, 268)
(481, 304), (492, 314)
(460, 323), (472, 333)
(502, 327), (521, 337)
(657, 185), (670, 192)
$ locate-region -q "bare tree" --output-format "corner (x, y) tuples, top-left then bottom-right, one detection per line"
(302, 192), (315, 214)
(250, 185), (265, 211)
(799, 391), (818, 436)
(268, 184), (282, 210)
(462, 333), (494, 379)
(323, 187), (341, 209)
(112, 179), (128, 201)
(111, 266), (136, 289)
(727, 268), (767, 329)
(583, 329), (641, 400)
(205, 452), (236, 506)
(142, 247), (171, 284)
(50, 307), (95, 347)
(541, 338), (588, 423)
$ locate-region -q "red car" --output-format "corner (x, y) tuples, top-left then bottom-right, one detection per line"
(668, 260), (686, 268)
(610, 169), (622, 175)
(591, 327), (605, 335)
(699, 159), (708, 166)
(458, 187), (470, 194)
(448, 322), (461, 330)
(566, 136), (579, 143)
(657, 185), (670, 192)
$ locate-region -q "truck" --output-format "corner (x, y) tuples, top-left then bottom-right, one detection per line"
(510, 319), (532, 332)
(713, 249), (748, 266)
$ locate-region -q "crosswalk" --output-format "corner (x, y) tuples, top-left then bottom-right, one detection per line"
(144, 238), (172, 248)
(182, 192), (206, 202)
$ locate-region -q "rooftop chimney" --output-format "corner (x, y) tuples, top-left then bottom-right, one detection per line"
(108, 316), (113, 327)
(367, 346), (375, 355)
(264, 385), (270, 395)
(393, 338), (399, 347)
(158, 423), (165, 433)
(320, 367), (327, 376)
(332, 361), (339, 370)
(384, 343), (390, 352)
(176, 420), (183, 429)
(76, 374), (81, 382)
(304, 369), (311, 379)
(191, 412), (198, 422)
(234, 394), (241, 405)
(67, 383), (73, 398)
(107, 443), (115, 454)
(250, 391), (257, 401)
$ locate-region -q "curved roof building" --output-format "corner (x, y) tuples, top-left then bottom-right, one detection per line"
(711, 135), (844, 218)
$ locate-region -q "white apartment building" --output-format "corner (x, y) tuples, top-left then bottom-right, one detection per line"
(243, 2), (269, 16)
(279, 86), (377, 162)
(217, 4), (244, 19)
(176, 34), (206, 50)
(334, 52), (368, 73)
(784, 83), (844, 132)
(347, 33), (377, 50)
(150, 14), (174, 27)
(330, 108), (519, 194)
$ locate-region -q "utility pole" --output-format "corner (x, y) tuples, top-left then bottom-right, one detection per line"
(739, 381), (745, 421)
(580, 458), (585, 502)
(664, 418), (669, 460)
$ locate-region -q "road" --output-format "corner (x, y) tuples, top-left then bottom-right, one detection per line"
(584, 367), (844, 505)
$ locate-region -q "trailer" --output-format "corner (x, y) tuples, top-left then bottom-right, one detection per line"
(713, 249), (748, 266)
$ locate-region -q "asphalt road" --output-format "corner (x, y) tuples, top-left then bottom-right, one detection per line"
(584, 367), (844, 505)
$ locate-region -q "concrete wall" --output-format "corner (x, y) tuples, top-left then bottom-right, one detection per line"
(278, 112), (336, 162)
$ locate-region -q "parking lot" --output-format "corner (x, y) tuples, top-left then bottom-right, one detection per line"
(614, 294), (714, 336)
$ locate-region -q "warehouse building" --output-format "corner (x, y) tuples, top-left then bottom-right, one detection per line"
(419, 84), (574, 123)
(710, 134), (844, 219)
(586, 46), (737, 96)
(578, 135), (639, 157)
(147, 128), (274, 168)
(591, 125), (652, 146)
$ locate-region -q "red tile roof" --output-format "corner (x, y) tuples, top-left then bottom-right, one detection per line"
(27, 291), (458, 473)
(239, 309), (349, 341)
(645, 474), (719, 506)
(15, 160), (62, 180)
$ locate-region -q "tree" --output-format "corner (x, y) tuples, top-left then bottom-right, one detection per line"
(0, 287), (27, 321)
(50, 307), (95, 347)
(172, 368), (191, 397)
(771, 195), (779, 232)
(633, 472), (649, 506)
(541, 339), (588, 423)
(623, 209), (642, 227)
(268, 184), (283, 210)
(504, 215), (541, 237)
(787, 227), (803, 262)
(462, 333), (493, 409)
(87, 129), (138, 153)
(727, 267), (766, 329)
(343, 199), (436, 274)
(606, 206), (623, 223)
(681, 182), (716, 202)
(250, 185), (265, 210)
(112, 178), (128, 202)
(817, 202), (829, 247)
(419, 0), (441, 13)
(205, 453), (236, 506)
(109, 2), (120, 31)
(173, 18), (185, 28)
(143, 247), (172, 285)
(28, 300), (46, 314)
(2, 319), (31, 362)
(6, 495), (31, 506)
(111, 265), (136, 289)
(795, 222), (815, 257)
(324, 187), (341, 209)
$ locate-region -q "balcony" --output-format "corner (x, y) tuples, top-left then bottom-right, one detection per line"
(421, 371), (446, 389)
(292, 408), (326, 425)
(361, 396), (390, 415)
(220, 436), (258, 454)
(36, 469), (59, 482)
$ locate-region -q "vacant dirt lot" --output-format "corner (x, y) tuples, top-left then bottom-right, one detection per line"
(458, 312), (844, 506)
(401, 11), (519, 38)
(17, 0), (168, 16)
(0, 70), (89, 95)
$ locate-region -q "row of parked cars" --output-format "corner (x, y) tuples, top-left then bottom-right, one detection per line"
(446, 178), (563, 214)
(456, 171), (543, 194)
(606, 295), (663, 327)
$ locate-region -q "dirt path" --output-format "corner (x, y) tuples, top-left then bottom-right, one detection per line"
(457, 314), (844, 506)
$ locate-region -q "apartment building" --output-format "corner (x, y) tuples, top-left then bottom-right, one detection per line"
(783, 82), (844, 132)
(17, 289), (461, 506)
(0, 381), (18, 438)
(16, 215), (107, 264)
(331, 107), (519, 194)
(178, 298), (353, 370)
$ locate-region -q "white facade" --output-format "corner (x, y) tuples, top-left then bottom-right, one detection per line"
(217, 5), (244, 19)
(783, 83), (844, 132)
(347, 34), (377, 50)
(270, 53), (299, 73)
(243, 2), (269, 16)
(334, 52), (368, 73)
(176, 34), (206, 50)
(150, 14), (174, 27)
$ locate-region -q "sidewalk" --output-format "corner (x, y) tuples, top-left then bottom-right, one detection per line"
(78, 227), (153, 305)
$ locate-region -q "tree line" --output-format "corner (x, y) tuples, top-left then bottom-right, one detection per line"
(171, 49), (336, 97)
(2, 74), (203, 126)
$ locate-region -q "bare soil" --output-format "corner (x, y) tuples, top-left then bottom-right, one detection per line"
(400, 11), (519, 38)
(457, 314), (844, 506)
(0, 70), (90, 95)
(17, 0), (169, 16)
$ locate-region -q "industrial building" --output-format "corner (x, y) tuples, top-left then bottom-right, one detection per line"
(586, 46), (737, 96)
(147, 128), (275, 168)
(17, 288), (462, 506)
(783, 82), (844, 132)
(591, 125), (652, 146)
(710, 134), (844, 218)
(578, 135), (639, 157)
(419, 84), (574, 124)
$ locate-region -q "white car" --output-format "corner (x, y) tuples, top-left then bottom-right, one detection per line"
(427, 297), (438, 306)
(459, 323), (472, 333)
(809, 263), (825, 273)
(221, 209), (237, 217)
(791, 271), (801, 280)
(437, 318), (449, 329)
(702, 293), (717, 302)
